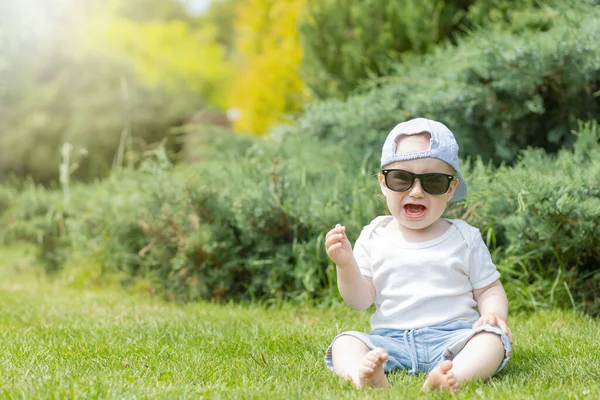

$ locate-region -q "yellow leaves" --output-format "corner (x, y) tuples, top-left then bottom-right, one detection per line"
(88, 17), (234, 108)
(229, 0), (310, 134)
(58, 0), (311, 135)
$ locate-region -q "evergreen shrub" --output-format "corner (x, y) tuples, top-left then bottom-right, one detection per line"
(2, 1), (599, 313)
(2, 130), (382, 301)
(494, 122), (600, 314)
(445, 121), (600, 313)
(0, 184), (17, 219)
(1, 183), (68, 272)
(299, 0), (473, 99)
(297, 2), (600, 164)
(2, 122), (599, 315)
(298, 0), (571, 100)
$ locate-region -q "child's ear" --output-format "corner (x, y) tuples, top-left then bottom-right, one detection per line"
(378, 173), (388, 196)
(446, 179), (459, 201)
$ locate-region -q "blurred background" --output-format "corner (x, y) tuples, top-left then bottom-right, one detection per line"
(1, 0), (599, 312)
(7, 0), (595, 185)
(1, 0), (309, 184)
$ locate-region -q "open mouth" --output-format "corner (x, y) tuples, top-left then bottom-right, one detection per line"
(403, 203), (427, 219)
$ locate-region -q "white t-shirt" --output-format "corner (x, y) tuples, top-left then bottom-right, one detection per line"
(354, 216), (500, 330)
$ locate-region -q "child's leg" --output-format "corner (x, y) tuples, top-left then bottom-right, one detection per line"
(331, 335), (390, 388)
(448, 331), (505, 382)
(423, 331), (505, 391)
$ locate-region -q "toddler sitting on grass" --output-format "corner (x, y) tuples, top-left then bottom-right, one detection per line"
(324, 118), (513, 391)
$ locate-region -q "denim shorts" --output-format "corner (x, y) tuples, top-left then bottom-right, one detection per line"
(325, 319), (512, 374)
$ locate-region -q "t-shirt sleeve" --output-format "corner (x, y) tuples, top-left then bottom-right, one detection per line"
(468, 231), (501, 289)
(353, 226), (373, 278)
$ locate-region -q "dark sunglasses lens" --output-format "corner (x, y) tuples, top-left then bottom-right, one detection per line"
(421, 175), (450, 194)
(386, 170), (414, 191)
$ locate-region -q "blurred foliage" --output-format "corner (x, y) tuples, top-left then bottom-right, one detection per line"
(447, 121), (600, 314)
(90, 11), (234, 107)
(464, 0), (596, 31)
(2, 121), (599, 313)
(3, 0), (594, 183)
(0, 0), (228, 184)
(297, 0), (600, 164)
(198, 0), (240, 51)
(1, 54), (202, 182)
(297, 0), (570, 100)
(227, 0), (309, 135)
(299, 0), (473, 99)
(0, 183), (18, 219)
(106, 0), (192, 21)
(1, 0), (600, 316)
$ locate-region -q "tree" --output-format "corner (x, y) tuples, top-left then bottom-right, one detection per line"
(227, 0), (308, 134)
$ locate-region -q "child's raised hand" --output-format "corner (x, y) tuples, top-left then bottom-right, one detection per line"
(325, 224), (353, 267)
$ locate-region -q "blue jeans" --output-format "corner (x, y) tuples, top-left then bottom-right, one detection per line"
(325, 319), (512, 374)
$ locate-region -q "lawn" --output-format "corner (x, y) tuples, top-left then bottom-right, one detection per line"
(1, 246), (599, 399)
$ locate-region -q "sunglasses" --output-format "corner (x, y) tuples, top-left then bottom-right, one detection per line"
(381, 169), (456, 195)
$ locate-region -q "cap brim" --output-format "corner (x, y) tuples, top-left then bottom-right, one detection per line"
(450, 173), (468, 202)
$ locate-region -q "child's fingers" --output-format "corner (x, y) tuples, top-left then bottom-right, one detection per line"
(494, 319), (512, 343)
(324, 232), (347, 249)
(472, 316), (488, 328)
(324, 235), (338, 249)
(497, 320), (512, 342)
(324, 227), (338, 240)
(325, 228), (341, 242)
(325, 224), (346, 241)
(326, 243), (347, 262)
(327, 242), (343, 253)
(473, 317), (512, 343)
(472, 315), (494, 329)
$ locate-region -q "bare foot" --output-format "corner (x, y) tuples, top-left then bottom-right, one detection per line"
(422, 360), (459, 392)
(356, 348), (390, 389)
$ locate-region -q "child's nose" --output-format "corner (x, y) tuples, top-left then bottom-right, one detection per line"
(408, 178), (425, 197)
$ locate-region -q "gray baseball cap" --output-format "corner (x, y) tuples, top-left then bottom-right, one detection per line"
(380, 118), (468, 202)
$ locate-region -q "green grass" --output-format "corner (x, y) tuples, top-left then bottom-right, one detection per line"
(1, 246), (599, 399)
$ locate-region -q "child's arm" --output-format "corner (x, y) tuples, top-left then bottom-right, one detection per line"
(325, 224), (376, 310)
(472, 280), (512, 342)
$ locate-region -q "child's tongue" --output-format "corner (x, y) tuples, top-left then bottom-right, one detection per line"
(404, 204), (426, 216)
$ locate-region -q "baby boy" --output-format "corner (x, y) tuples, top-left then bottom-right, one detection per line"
(324, 118), (513, 391)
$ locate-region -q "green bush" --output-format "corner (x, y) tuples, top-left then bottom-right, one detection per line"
(298, 1), (600, 164)
(1, 182), (68, 272)
(495, 122), (600, 314)
(299, 0), (473, 99)
(444, 121), (600, 314)
(0, 184), (17, 219)
(70, 130), (382, 302)
(2, 1), (599, 314)
(298, 0), (571, 100)
(3, 121), (599, 315)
